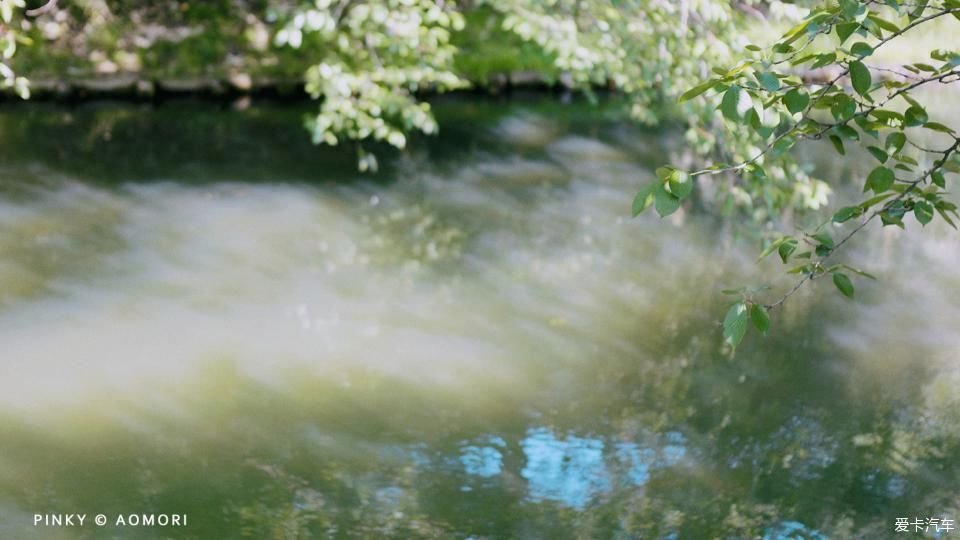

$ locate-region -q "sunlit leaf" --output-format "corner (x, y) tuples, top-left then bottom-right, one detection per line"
(632, 182), (657, 216)
(723, 302), (749, 347)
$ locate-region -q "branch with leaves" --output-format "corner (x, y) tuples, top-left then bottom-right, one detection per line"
(275, 0), (799, 170)
(633, 0), (960, 348)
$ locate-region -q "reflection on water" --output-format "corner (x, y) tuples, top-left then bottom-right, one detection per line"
(0, 96), (959, 538)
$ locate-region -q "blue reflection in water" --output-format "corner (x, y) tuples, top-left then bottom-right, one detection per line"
(460, 436), (506, 478)
(457, 428), (689, 509)
(763, 520), (827, 540)
(520, 428), (610, 508)
(662, 431), (688, 465)
(613, 442), (653, 486)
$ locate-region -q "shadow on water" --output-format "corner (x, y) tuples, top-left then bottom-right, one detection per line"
(0, 96), (959, 538)
(0, 93), (654, 189)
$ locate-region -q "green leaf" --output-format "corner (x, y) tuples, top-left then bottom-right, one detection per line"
(723, 302), (749, 347)
(909, 0), (932, 21)
(758, 237), (787, 261)
(721, 86), (741, 122)
(833, 272), (855, 299)
(668, 171), (693, 199)
(632, 182), (657, 216)
(679, 80), (719, 103)
(867, 14), (900, 33)
(812, 52), (837, 68)
(758, 72), (780, 92)
(840, 0), (860, 18)
(936, 205), (958, 229)
(859, 192), (895, 209)
(721, 287), (747, 296)
(932, 171), (946, 189)
(914, 200), (934, 225)
(813, 232), (834, 249)
(850, 42), (874, 58)
(867, 166), (895, 193)
(850, 60), (872, 95)
(772, 136), (796, 156)
(772, 43), (793, 54)
(885, 132), (907, 153)
(904, 106), (928, 127)
(924, 122), (955, 134)
(781, 15), (819, 44)
(836, 21), (859, 43)
(871, 110), (904, 126)
(854, 116), (880, 138)
(866, 146), (888, 163)
(841, 265), (877, 280)
(829, 135), (845, 155)
(751, 304), (770, 334)
(833, 206), (861, 223)
(831, 96), (857, 122)
(654, 183), (681, 217)
(655, 166), (676, 180)
(833, 125), (860, 141)
(778, 237), (798, 263)
(783, 89), (809, 115)
(895, 154), (918, 166)
(902, 93), (923, 109)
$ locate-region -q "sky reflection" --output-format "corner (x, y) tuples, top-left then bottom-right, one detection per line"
(456, 427), (690, 509)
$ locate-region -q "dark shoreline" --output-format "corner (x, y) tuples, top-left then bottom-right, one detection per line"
(2, 71), (577, 104)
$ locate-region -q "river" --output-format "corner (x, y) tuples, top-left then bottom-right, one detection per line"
(1, 95), (959, 538)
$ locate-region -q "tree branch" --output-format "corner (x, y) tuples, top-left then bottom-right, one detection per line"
(764, 137), (960, 310)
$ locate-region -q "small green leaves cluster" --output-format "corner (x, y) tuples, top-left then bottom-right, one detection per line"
(721, 296), (771, 348)
(632, 167), (692, 218)
(277, 0), (776, 168)
(759, 231), (877, 294)
(278, 0), (467, 166)
(638, 0), (960, 344)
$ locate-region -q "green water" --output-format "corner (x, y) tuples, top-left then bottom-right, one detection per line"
(1, 97), (959, 539)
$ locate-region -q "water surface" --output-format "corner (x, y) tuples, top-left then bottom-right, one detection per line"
(0, 97), (959, 539)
